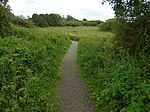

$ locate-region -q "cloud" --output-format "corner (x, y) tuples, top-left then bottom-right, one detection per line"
(24, 0), (36, 5)
(8, 0), (114, 20)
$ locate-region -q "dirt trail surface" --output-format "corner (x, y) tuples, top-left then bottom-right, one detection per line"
(58, 41), (95, 112)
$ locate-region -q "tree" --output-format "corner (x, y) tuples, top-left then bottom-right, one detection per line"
(12, 15), (34, 28)
(66, 15), (74, 21)
(48, 14), (63, 26)
(32, 14), (48, 27)
(83, 18), (87, 21)
(31, 13), (63, 27)
(0, 0), (12, 37)
(102, 0), (150, 53)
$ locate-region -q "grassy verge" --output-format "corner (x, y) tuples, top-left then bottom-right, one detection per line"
(0, 26), (71, 111)
(77, 37), (150, 111)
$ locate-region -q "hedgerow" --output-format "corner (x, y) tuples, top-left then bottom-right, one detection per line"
(0, 27), (71, 111)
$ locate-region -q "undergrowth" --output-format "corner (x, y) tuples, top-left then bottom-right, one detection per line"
(77, 38), (150, 111)
(0, 27), (71, 111)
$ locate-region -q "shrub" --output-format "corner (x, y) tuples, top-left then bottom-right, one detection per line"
(98, 18), (117, 31)
(114, 18), (150, 54)
(0, 27), (71, 111)
(102, 0), (150, 54)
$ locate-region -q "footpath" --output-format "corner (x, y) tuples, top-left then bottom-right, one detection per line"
(58, 41), (95, 112)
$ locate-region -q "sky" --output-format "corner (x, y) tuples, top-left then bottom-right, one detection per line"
(8, 0), (115, 21)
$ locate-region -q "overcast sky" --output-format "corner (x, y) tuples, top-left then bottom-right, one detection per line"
(8, 0), (115, 21)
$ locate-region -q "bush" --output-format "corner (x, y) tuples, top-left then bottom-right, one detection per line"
(98, 18), (116, 31)
(0, 27), (71, 111)
(102, 0), (150, 54)
(114, 18), (150, 54)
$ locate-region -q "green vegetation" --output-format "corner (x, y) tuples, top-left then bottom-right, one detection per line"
(1, 0), (150, 111)
(77, 38), (150, 111)
(0, 26), (71, 111)
(11, 15), (35, 28)
(98, 18), (117, 32)
(0, 0), (12, 38)
(0, 2), (71, 111)
(77, 0), (150, 111)
(102, 0), (150, 53)
(42, 26), (113, 41)
(32, 14), (64, 27)
(31, 13), (102, 27)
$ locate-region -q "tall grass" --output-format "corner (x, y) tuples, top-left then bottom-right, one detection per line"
(0, 26), (71, 111)
(43, 26), (113, 41)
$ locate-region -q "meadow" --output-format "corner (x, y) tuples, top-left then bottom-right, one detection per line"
(41, 26), (113, 41)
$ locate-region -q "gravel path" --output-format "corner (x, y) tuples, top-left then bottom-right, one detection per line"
(58, 41), (95, 112)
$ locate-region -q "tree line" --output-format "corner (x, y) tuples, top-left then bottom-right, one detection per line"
(31, 13), (102, 27)
(12, 13), (102, 27)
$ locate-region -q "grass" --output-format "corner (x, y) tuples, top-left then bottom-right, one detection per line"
(40, 26), (113, 41)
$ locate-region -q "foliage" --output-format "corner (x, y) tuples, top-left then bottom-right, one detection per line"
(31, 13), (103, 27)
(64, 18), (80, 27)
(115, 17), (150, 53)
(102, 0), (150, 53)
(83, 18), (87, 21)
(0, 27), (71, 111)
(48, 14), (64, 26)
(0, 0), (12, 38)
(65, 20), (82, 27)
(12, 15), (35, 28)
(82, 20), (102, 26)
(98, 18), (116, 31)
(32, 13), (63, 27)
(32, 14), (49, 27)
(77, 38), (150, 111)
(66, 15), (75, 21)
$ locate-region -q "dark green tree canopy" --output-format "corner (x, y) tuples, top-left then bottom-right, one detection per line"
(83, 18), (87, 21)
(103, 0), (150, 53)
(31, 13), (63, 27)
(66, 15), (75, 21)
